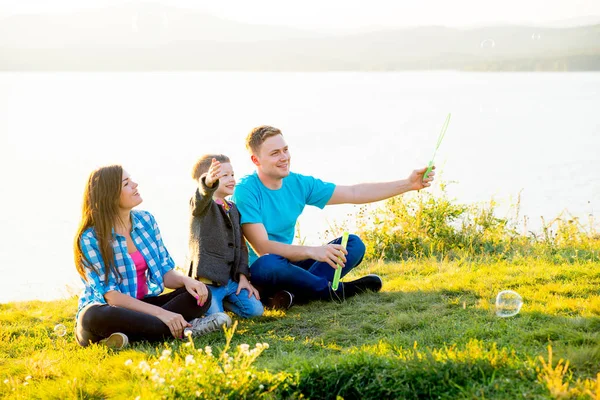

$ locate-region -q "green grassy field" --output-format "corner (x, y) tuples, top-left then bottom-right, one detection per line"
(2, 257), (599, 399)
(3, 190), (599, 399)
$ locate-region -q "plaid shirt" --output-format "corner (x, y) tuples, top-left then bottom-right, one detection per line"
(77, 210), (175, 317)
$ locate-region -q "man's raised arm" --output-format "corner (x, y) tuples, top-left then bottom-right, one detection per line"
(327, 166), (435, 205)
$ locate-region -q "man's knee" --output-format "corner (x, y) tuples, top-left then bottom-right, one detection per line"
(347, 234), (366, 258)
(250, 254), (289, 279)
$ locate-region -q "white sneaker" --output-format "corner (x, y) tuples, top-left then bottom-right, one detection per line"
(189, 313), (232, 336)
(99, 332), (129, 350)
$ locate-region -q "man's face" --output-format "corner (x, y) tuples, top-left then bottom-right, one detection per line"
(253, 134), (291, 180)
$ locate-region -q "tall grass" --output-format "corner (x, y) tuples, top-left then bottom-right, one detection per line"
(351, 182), (599, 263)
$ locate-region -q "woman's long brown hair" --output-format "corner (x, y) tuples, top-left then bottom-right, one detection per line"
(74, 165), (124, 283)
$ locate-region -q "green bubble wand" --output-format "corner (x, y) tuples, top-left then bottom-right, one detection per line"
(331, 231), (349, 291)
(423, 113), (451, 180)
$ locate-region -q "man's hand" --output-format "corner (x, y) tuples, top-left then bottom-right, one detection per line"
(236, 274), (260, 299)
(409, 166), (436, 190)
(203, 158), (223, 188)
(310, 244), (348, 269)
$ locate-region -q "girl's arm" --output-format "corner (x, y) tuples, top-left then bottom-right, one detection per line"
(164, 269), (210, 307)
(104, 290), (191, 339)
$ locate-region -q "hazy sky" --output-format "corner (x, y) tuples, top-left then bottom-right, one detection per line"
(1, 0), (599, 32)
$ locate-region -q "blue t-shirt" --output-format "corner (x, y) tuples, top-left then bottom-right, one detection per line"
(232, 171), (335, 265)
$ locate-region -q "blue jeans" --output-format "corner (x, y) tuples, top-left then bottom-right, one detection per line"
(250, 234), (366, 301)
(206, 279), (264, 318)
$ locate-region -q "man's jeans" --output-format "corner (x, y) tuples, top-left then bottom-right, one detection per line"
(206, 279), (264, 318)
(249, 234), (366, 301)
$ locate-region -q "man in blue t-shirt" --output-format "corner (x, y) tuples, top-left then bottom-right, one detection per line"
(232, 125), (435, 309)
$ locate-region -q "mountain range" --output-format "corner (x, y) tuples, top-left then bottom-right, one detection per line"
(1, 4), (599, 71)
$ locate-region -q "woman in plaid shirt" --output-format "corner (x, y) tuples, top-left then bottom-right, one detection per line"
(74, 165), (231, 349)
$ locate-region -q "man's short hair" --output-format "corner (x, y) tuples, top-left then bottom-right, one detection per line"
(245, 125), (282, 155)
(191, 154), (230, 180)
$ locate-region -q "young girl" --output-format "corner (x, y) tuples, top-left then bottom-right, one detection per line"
(188, 155), (264, 318)
(74, 165), (231, 349)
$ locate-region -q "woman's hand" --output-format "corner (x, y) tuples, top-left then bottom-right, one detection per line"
(157, 309), (191, 339)
(236, 274), (260, 299)
(184, 277), (210, 306)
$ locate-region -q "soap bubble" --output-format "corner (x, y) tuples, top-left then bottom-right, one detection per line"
(54, 324), (67, 337)
(531, 33), (541, 40)
(495, 290), (523, 317)
(480, 39), (496, 49)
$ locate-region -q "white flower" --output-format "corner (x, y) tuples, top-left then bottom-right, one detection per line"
(25, 376), (31, 381)
(204, 346), (212, 356)
(185, 355), (195, 365)
(161, 349), (172, 358)
(259, 384), (264, 390)
(239, 344), (250, 353)
(124, 359), (133, 366)
(137, 361), (151, 373)
(3, 379), (9, 384)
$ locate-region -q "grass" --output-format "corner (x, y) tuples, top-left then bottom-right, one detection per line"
(3, 187), (599, 398)
(1, 258), (599, 399)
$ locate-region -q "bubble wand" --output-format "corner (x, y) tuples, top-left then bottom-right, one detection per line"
(331, 231), (349, 291)
(423, 113), (451, 180)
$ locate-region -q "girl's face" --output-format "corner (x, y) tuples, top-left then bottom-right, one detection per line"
(214, 162), (236, 198)
(119, 170), (143, 210)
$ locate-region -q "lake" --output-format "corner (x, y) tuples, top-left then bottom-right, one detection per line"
(0, 71), (598, 303)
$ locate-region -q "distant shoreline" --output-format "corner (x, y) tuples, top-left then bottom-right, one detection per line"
(1, 67), (599, 72)
(2, 8), (599, 72)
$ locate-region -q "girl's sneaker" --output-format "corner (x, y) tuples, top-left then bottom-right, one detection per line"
(99, 332), (129, 350)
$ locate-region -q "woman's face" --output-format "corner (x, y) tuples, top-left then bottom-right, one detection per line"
(119, 170), (143, 210)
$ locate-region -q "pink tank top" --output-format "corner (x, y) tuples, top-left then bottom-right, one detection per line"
(130, 250), (148, 299)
